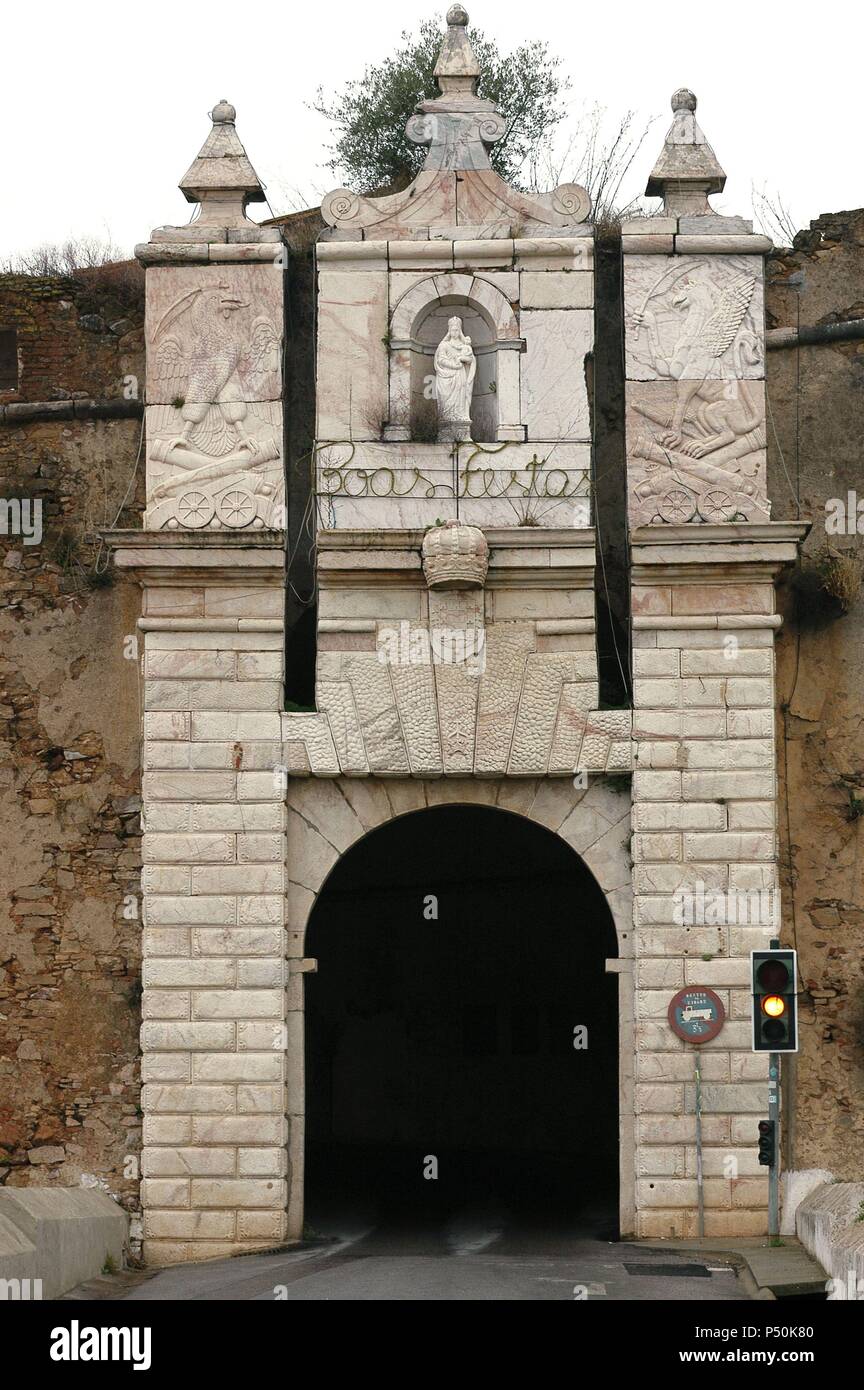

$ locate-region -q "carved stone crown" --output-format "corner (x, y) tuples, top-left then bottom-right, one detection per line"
(421, 520), (489, 590)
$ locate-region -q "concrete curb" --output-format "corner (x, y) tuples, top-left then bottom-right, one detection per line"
(636, 1236), (826, 1300)
(796, 1182), (864, 1301)
(0, 1189), (127, 1301)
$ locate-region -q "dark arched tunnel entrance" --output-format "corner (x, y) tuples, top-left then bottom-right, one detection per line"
(304, 803), (620, 1238)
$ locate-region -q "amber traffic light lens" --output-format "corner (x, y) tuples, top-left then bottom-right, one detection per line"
(762, 994), (786, 1018)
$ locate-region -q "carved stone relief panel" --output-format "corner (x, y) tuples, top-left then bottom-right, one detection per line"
(145, 266), (282, 404)
(145, 403), (284, 530)
(624, 255), (764, 381)
(144, 266), (283, 530)
(626, 379), (770, 525)
(289, 613), (627, 779)
(315, 441), (457, 529)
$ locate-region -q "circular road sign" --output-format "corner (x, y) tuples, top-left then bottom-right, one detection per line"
(667, 986), (726, 1044)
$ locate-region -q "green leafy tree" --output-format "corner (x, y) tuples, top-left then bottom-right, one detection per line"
(312, 15), (569, 193)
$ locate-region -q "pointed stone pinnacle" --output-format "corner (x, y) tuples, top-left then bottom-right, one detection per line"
(646, 88), (726, 216)
(434, 5), (480, 93)
(179, 99), (266, 209)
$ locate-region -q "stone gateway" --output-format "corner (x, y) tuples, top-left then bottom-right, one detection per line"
(100, 8), (809, 1263)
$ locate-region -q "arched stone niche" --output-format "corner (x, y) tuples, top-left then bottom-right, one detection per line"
(385, 274), (524, 444)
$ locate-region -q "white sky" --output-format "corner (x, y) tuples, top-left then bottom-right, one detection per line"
(3, 0), (862, 259)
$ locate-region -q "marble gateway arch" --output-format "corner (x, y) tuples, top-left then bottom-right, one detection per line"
(107, 9), (806, 1263)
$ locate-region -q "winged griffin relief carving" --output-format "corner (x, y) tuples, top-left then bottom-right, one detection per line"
(625, 255), (765, 381)
(145, 278), (284, 530)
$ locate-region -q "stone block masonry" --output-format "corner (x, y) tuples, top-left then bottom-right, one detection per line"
(623, 94), (808, 1237)
(114, 531), (291, 1264)
(629, 525), (803, 1237)
(8, 1), (864, 1279)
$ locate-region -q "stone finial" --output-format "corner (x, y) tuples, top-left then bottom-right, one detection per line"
(434, 6), (480, 94)
(405, 7), (506, 170)
(178, 99), (266, 228)
(670, 87), (697, 113)
(422, 520), (489, 590)
(645, 88), (726, 217)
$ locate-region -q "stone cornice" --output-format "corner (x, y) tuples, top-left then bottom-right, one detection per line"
(316, 527), (596, 589)
(630, 521), (810, 580)
(103, 528), (285, 584)
(135, 241), (282, 265)
(316, 527), (595, 550)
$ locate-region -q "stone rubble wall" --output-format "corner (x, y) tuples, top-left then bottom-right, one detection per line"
(0, 271), (145, 1243)
(767, 208), (864, 1180)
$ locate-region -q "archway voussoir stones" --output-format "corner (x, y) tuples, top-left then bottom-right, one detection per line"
(331, 778), (396, 836)
(391, 273), (518, 345)
(522, 778), (583, 833)
(424, 778), (498, 809)
(289, 775), (633, 950)
(380, 780), (431, 819)
(494, 778), (543, 819)
(285, 774), (635, 1237)
(286, 779), (367, 856)
(581, 826), (633, 906)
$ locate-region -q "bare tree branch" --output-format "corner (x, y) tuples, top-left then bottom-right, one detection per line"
(752, 183), (799, 247)
(532, 103), (658, 224)
(1, 236), (125, 276)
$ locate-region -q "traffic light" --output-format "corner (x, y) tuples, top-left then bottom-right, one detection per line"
(751, 948), (798, 1052)
(757, 1119), (776, 1166)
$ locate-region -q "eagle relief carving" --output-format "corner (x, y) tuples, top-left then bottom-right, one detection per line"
(145, 281), (284, 530)
(625, 256), (764, 381)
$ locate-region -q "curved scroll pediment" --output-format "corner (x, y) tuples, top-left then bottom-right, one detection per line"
(321, 168), (590, 239)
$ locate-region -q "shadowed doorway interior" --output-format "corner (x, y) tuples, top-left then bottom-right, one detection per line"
(304, 803), (620, 1238)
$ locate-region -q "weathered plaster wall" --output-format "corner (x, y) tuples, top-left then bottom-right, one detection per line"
(766, 210), (864, 1177)
(0, 271), (145, 1243)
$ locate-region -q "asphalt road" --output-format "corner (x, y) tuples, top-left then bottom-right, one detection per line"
(122, 1210), (745, 1301)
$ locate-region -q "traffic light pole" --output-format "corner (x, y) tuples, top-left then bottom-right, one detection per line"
(768, 1053), (780, 1242)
